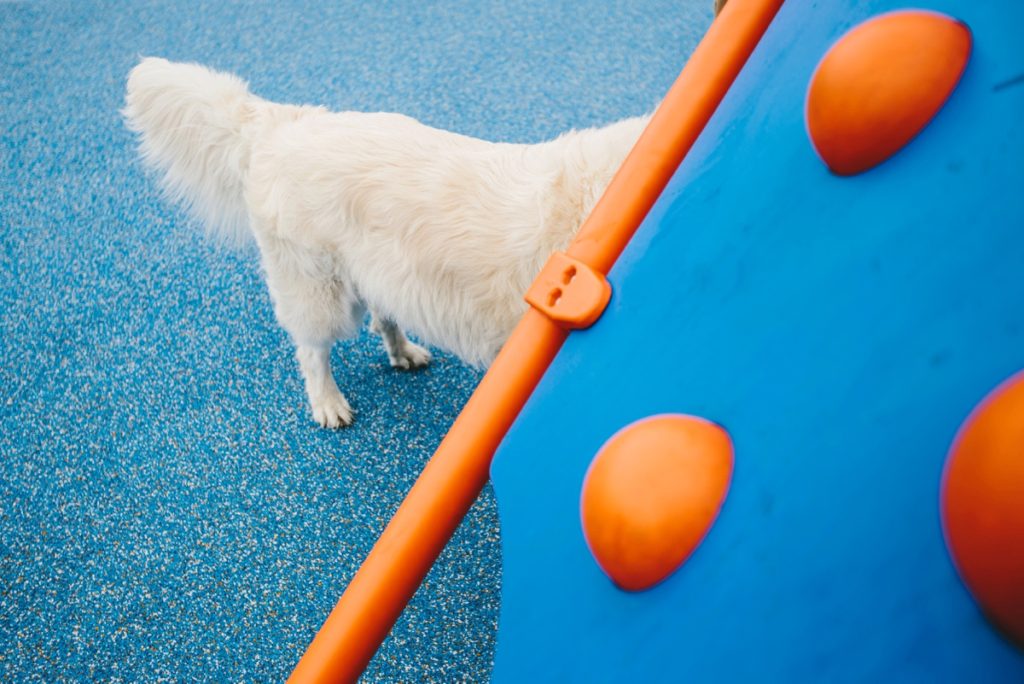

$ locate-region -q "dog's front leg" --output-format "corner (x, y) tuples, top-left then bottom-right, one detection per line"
(370, 314), (432, 370)
(295, 343), (353, 428)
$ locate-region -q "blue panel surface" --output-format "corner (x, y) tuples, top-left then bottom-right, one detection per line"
(491, 0), (1024, 680)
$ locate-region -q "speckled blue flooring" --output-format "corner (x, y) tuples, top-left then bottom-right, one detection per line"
(0, 1), (710, 680)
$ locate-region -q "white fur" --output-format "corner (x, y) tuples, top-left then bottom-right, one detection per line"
(124, 57), (648, 427)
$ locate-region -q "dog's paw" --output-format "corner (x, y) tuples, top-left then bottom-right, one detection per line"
(389, 342), (432, 370)
(310, 392), (353, 429)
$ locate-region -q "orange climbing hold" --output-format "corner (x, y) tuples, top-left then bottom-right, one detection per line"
(580, 415), (733, 592)
(942, 371), (1024, 649)
(806, 10), (971, 176)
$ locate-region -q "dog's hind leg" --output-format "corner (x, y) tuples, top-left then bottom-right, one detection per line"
(295, 343), (353, 428)
(370, 314), (432, 370)
(257, 235), (364, 428)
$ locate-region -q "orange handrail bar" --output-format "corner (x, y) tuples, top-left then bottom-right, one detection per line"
(289, 1), (784, 680)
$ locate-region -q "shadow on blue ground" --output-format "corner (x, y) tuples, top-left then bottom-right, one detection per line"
(0, 1), (710, 680)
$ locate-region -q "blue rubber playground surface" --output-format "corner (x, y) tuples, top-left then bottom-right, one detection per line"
(0, 1), (711, 680)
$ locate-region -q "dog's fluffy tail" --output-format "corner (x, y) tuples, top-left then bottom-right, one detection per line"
(124, 57), (262, 244)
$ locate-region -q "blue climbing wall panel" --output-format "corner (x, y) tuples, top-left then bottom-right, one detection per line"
(490, 0), (1024, 680)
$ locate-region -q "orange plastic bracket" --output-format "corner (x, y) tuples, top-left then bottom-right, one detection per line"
(525, 251), (611, 329)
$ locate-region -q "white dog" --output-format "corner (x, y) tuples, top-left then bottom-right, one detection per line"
(124, 58), (648, 427)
